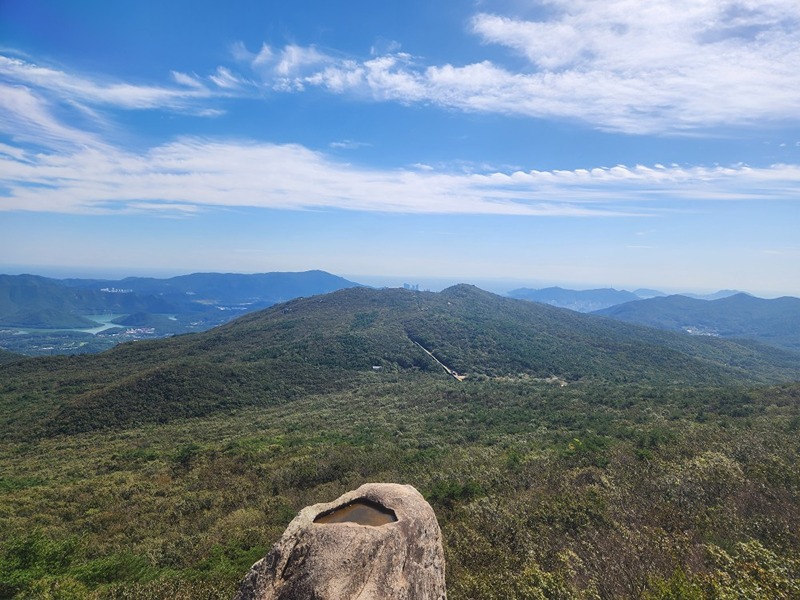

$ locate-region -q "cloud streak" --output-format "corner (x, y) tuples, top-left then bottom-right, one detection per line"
(2, 135), (799, 218)
(2, 3), (799, 218)
(229, 1), (800, 134)
(0, 55), (213, 110)
(0, 83), (107, 150)
(5, 1), (799, 137)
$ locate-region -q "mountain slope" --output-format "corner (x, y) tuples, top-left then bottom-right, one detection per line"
(0, 271), (364, 355)
(0, 274), (174, 328)
(594, 293), (800, 351)
(62, 270), (362, 308)
(684, 289), (743, 300)
(0, 348), (21, 365)
(1, 285), (798, 438)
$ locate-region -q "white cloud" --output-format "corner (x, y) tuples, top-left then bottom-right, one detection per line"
(6, 1), (799, 137)
(0, 83), (107, 150)
(9, 0), (797, 139)
(209, 66), (244, 89)
(276, 45), (329, 76)
(2, 75), (797, 217)
(172, 70), (205, 89)
(329, 139), (370, 150)
(238, 43), (332, 90)
(220, 1), (800, 134)
(0, 54), (212, 111)
(0, 142), (28, 160)
(0, 53), (231, 151)
(466, 0), (800, 131)
(252, 43), (274, 67)
(370, 38), (402, 56)
(2, 134), (799, 218)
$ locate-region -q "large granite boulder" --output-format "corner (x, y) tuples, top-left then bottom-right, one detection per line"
(233, 483), (446, 600)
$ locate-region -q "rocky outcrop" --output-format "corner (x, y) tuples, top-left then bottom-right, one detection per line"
(233, 483), (446, 600)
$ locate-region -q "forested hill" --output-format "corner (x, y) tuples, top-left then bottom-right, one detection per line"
(2, 285), (800, 598)
(594, 293), (800, 352)
(0, 274), (173, 328)
(0, 271), (361, 330)
(2, 284), (799, 438)
(0, 271), (365, 354)
(0, 348), (21, 365)
(61, 270), (361, 307)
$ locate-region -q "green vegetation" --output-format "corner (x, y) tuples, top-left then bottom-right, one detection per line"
(2, 377), (798, 598)
(3, 285), (799, 439)
(0, 348), (22, 365)
(0, 274), (173, 329)
(0, 271), (362, 356)
(595, 293), (800, 352)
(1, 285), (799, 598)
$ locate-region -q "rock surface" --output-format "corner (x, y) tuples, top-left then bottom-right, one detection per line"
(233, 483), (447, 600)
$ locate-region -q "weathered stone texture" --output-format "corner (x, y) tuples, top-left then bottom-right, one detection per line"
(234, 483), (446, 600)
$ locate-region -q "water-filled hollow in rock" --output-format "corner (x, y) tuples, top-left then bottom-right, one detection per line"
(314, 499), (397, 526)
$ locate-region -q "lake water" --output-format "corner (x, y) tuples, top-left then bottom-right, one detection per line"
(14, 314), (127, 335)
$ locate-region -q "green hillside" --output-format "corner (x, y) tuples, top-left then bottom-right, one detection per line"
(1, 285), (799, 598)
(1, 375), (798, 598)
(62, 270), (362, 309)
(0, 348), (21, 365)
(194, 284), (800, 386)
(0, 271), (365, 355)
(595, 293), (800, 352)
(0, 274), (173, 329)
(2, 285), (799, 440)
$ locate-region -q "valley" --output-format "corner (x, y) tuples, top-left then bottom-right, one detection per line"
(0, 271), (361, 356)
(1, 285), (799, 598)
(5, 2), (798, 597)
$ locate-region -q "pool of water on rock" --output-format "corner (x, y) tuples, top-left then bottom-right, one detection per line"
(314, 500), (397, 526)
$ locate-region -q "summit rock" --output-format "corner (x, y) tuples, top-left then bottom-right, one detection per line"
(233, 483), (447, 600)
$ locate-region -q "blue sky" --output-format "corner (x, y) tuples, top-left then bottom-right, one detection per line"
(1, 0), (799, 296)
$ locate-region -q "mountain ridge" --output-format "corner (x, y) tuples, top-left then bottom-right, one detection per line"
(594, 292), (800, 352)
(0, 270), (363, 354)
(2, 284), (799, 439)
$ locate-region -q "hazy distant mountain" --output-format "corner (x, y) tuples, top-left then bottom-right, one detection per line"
(507, 286), (642, 312)
(0, 274), (174, 328)
(3, 285), (798, 436)
(633, 288), (668, 299)
(0, 271), (363, 354)
(62, 270), (361, 308)
(594, 293), (800, 352)
(683, 290), (744, 301)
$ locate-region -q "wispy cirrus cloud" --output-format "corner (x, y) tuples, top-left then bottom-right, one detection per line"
(0, 83), (107, 150)
(1, 60), (798, 218)
(226, 1), (800, 134)
(208, 66), (247, 89)
(1, 3), (799, 220)
(468, 0), (800, 132)
(2, 133), (799, 218)
(0, 53), (231, 148)
(0, 55), (213, 110)
(7, 1), (798, 139)
(329, 139), (371, 150)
